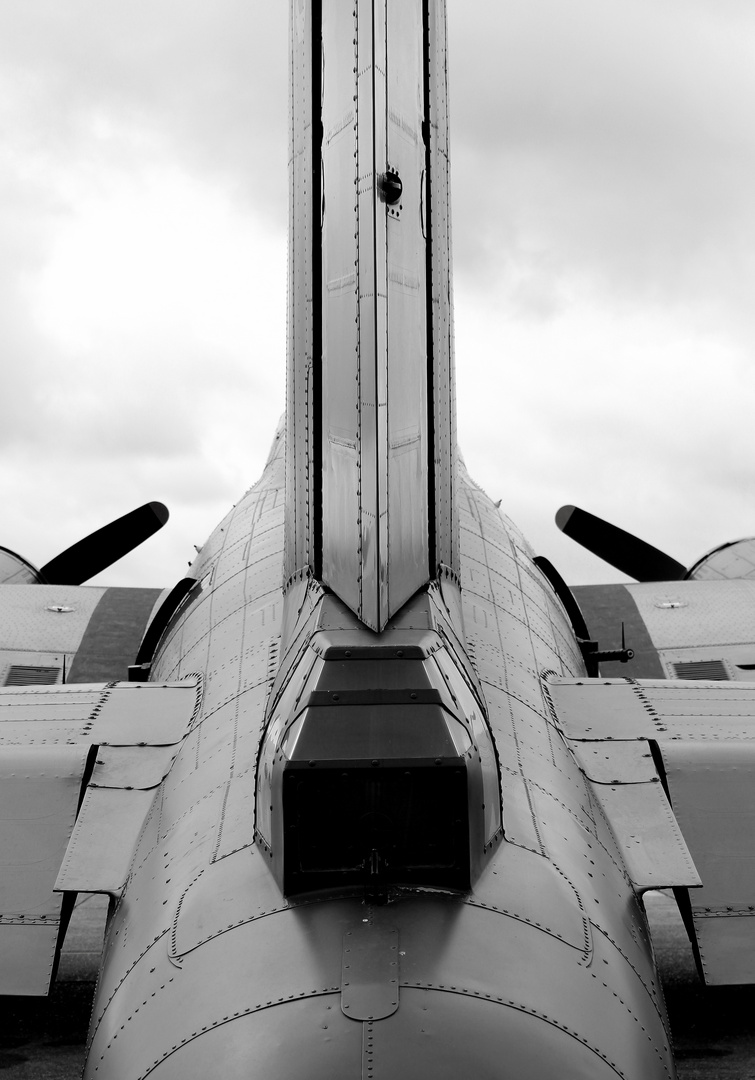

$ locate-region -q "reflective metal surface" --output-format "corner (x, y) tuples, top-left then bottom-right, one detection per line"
(285, 0), (316, 583)
(341, 923), (399, 1020)
(56, 787), (158, 895)
(664, 741), (755, 984)
(551, 675), (755, 985)
(687, 536), (755, 580)
(0, 744), (87, 994)
(0, 545), (42, 585)
(0, 680), (200, 746)
(288, 0), (456, 631)
(320, 0), (432, 628)
(426, 0), (457, 574)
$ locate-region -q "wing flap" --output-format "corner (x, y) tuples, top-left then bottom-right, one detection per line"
(92, 682), (201, 744)
(56, 786), (158, 895)
(89, 744), (180, 789)
(588, 774), (700, 891)
(0, 681), (201, 745)
(0, 677), (201, 995)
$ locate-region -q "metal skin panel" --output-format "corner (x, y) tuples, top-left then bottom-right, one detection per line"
(576, 740), (660, 784)
(660, 646), (755, 682)
(627, 578), (755, 649)
(321, 0), (362, 616)
(427, 0), (457, 574)
(688, 537), (755, 580)
(0, 744), (87, 912)
(0, 743), (87, 995)
(78, 437), (676, 1079)
(56, 786), (158, 895)
(89, 745), (181, 790)
(0, 680), (200, 745)
(385, 0), (430, 616)
(662, 741), (755, 984)
(93, 681), (201, 745)
(565, 737), (700, 895)
(587, 779), (700, 891)
(341, 923), (399, 1020)
(212, 774), (256, 861)
(0, 923), (62, 996)
(0, 584), (105, 654)
(626, 578), (755, 650)
(664, 742), (755, 908)
(357, 0), (387, 627)
(292, 0), (456, 631)
(87, 896), (669, 1080)
(0, 685), (105, 730)
(365, 991), (621, 1080)
(94, 995), (618, 1080)
(1, 652), (66, 687)
(466, 844), (590, 955)
(170, 847), (285, 959)
(548, 677), (755, 741)
(693, 915), (755, 986)
(0, 546), (41, 585)
(285, 0), (315, 582)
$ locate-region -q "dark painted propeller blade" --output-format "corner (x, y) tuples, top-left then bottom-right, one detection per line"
(555, 504), (686, 582)
(38, 501), (169, 585)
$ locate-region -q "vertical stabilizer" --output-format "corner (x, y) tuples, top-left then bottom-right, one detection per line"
(286, 0), (456, 631)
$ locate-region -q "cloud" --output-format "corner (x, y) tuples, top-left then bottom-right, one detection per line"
(449, 0), (755, 331)
(0, 6), (287, 584)
(0, 1), (289, 217)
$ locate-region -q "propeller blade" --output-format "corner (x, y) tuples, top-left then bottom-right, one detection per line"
(38, 501), (169, 585)
(555, 504), (686, 582)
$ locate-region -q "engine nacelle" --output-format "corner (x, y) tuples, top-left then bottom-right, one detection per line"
(0, 546), (43, 585)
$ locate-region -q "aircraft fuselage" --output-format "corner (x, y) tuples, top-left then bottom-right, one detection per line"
(82, 432), (676, 1079)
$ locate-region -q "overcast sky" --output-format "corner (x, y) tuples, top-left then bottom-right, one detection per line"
(2, 0), (754, 589)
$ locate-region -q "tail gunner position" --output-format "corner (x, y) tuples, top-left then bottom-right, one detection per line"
(14, 2), (755, 1078)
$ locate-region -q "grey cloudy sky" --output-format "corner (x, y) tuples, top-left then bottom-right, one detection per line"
(2, 0), (754, 589)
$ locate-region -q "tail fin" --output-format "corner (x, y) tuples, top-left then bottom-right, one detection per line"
(285, 0), (456, 631)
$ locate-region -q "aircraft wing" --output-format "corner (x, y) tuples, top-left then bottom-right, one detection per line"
(546, 674), (755, 985)
(0, 678), (201, 995)
(0, 583), (165, 685)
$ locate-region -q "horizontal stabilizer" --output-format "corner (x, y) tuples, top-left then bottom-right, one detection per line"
(0, 677), (201, 995)
(546, 674), (755, 984)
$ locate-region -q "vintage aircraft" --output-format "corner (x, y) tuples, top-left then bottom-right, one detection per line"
(3, 2), (755, 1078)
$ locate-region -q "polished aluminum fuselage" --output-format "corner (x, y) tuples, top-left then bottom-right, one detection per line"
(82, 431), (675, 1079)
